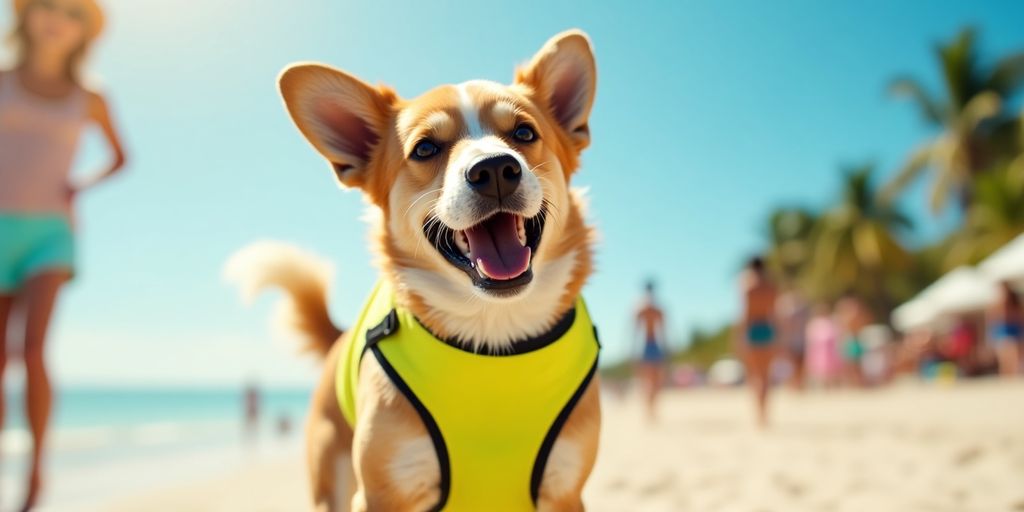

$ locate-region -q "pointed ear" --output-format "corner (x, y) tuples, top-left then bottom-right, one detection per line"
(516, 29), (597, 150)
(278, 63), (395, 188)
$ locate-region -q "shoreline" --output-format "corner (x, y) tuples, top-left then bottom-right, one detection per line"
(54, 379), (1024, 511)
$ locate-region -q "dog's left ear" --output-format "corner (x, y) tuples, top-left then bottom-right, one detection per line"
(516, 29), (597, 151)
(278, 63), (395, 189)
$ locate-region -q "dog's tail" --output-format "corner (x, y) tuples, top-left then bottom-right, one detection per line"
(224, 241), (343, 357)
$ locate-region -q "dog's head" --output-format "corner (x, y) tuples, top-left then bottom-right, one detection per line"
(279, 30), (597, 350)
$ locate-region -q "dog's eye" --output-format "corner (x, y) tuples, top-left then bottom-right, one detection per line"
(512, 124), (537, 143)
(411, 140), (441, 160)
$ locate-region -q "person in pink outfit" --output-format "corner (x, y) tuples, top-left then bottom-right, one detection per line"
(805, 303), (841, 388)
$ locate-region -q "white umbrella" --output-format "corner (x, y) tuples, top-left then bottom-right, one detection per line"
(924, 266), (997, 316)
(892, 296), (938, 332)
(979, 232), (1024, 286)
(891, 266), (996, 332)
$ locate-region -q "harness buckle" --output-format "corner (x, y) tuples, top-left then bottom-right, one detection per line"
(366, 309), (400, 347)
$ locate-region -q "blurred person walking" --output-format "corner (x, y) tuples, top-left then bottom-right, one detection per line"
(1, 1), (126, 509)
(805, 303), (842, 388)
(988, 282), (1022, 376)
(837, 294), (872, 388)
(736, 257), (777, 428)
(777, 287), (810, 389)
(243, 381), (261, 439)
(946, 316), (979, 376)
(634, 279), (667, 421)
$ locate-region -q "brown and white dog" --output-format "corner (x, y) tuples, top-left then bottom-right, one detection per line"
(227, 29), (599, 511)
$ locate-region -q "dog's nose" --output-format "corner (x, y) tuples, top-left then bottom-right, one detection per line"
(465, 154), (521, 201)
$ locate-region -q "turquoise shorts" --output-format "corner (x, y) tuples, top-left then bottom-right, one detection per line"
(0, 214), (75, 293)
(747, 322), (775, 347)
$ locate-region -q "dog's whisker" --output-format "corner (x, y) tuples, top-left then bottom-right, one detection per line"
(405, 187), (443, 219)
(416, 211), (443, 260)
(535, 187), (564, 225)
(529, 160), (552, 174)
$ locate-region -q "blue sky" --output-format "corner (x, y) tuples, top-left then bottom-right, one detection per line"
(3, 0), (1023, 387)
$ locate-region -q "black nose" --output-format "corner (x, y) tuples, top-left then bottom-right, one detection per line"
(465, 154), (522, 201)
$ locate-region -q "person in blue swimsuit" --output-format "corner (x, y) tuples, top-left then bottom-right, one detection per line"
(635, 279), (667, 421)
(738, 257), (778, 428)
(988, 281), (1022, 377)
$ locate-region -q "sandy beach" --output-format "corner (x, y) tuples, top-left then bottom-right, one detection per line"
(94, 380), (1024, 512)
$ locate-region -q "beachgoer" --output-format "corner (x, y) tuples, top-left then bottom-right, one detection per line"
(635, 279), (667, 421)
(836, 294), (871, 387)
(1, 1), (126, 508)
(988, 281), (1022, 376)
(737, 257), (777, 427)
(777, 287), (810, 389)
(805, 303), (841, 388)
(244, 382), (261, 437)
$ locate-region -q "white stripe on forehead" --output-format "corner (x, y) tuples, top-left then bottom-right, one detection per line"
(456, 81), (490, 139)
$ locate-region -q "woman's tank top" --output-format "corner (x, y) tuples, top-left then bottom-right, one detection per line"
(0, 71), (89, 215)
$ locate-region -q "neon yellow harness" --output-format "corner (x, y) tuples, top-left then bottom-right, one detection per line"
(337, 281), (600, 511)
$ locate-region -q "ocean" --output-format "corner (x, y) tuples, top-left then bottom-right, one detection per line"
(0, 386), (311, 510)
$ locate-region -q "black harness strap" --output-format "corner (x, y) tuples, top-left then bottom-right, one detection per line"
(361, 309), (399, 363)
(368, 344), (452, 512)
(366, 308), (399, 346)
(529, 348), (600, 504)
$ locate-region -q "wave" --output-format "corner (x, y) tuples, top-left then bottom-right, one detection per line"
(0, 419), (241, 457)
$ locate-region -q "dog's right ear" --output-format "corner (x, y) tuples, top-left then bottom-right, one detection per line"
(278, 64), (394, 188)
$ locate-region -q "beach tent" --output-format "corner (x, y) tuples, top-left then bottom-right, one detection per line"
(891, 266), (996, 332)
(892, 295), (939, 332)
(923, 266), (996, 316)
(979, 232), (1024, 286)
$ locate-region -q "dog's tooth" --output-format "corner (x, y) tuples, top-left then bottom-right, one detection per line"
(455, 231), (471, 257)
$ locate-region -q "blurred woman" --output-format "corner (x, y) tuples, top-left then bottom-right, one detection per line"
(737, 257), (777, 428)
(1, 0), (125, 508)
(988, 282), (1022, 376)
(836, 294), (871, 387)
(777, 287), (810, 389)
(805, 303), (841, 388)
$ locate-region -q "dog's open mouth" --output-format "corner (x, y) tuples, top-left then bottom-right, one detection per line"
(424, 211), (545, 293)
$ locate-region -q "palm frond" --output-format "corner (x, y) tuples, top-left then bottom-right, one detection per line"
(989, 52), (1024, 97)
(880, 144), (933, 203)
(928, 161), (958, 213)
(888, 77), (946, 125)
(960, 91), (1002, 131)
(938, 27), (981, 111)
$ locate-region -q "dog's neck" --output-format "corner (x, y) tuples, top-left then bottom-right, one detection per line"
(393, 250), (582, 353)
(374, 199), (594, 353)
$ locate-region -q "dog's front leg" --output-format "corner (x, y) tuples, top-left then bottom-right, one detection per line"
(536, 377), (601, 512)
(308, 340), (356, 512)
(351, 360), (442, 512)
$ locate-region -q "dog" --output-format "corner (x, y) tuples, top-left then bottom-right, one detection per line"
(226, 29), (600, 512)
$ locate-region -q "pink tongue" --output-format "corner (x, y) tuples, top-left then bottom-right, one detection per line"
(464, 213), (531, 280)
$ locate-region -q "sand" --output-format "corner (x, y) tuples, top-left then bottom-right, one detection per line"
(96, 380), (1024, 512)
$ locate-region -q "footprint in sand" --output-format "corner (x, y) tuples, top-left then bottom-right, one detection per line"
(952, 445), (984, 467)
(636, 472), (676, 498)
(605, 477), (627, 491)
(770, 472), (805, 498)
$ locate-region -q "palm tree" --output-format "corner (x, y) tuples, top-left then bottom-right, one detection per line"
(764, 207), (818, 285)
(884, 28), (1024, 213)
(944, 163), (1024, 267)
(810, 165), (913, 313)
(1008, 109), (1024, 187)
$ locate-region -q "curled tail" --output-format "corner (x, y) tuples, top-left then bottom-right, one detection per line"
(224, 241), (343, 357)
